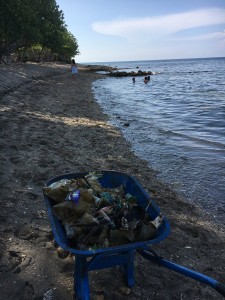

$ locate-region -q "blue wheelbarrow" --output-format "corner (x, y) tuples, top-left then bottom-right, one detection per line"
(43, 170), (225, 299)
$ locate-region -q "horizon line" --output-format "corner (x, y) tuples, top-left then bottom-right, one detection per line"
(77, 56), (225, 64)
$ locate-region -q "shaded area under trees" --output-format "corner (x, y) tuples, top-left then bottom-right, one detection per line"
(0, 0), (79, 63)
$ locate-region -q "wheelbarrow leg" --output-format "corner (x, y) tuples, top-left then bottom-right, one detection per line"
(138, 249), (225, 297)
(124, 251), (135, 287)
(74, 256), (90, 300)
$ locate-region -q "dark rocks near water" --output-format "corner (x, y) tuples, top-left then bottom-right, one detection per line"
(84, 64), (153, 77)
(109, 70), (153, 77)
(83, 64), (117, 73)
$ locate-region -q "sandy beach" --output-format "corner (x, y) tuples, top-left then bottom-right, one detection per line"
(0, 62), (224, 300)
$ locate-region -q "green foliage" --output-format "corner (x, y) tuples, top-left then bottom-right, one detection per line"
(0, 0), (79, 62)
(58, 31), (80, 62)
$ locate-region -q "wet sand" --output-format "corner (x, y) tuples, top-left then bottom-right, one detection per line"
(0, 62), (224, 299)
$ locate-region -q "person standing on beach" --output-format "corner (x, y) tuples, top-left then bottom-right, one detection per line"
(71, 59), (78, 79)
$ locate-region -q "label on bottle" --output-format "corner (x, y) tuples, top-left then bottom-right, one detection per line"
(68, 190), (80, 204)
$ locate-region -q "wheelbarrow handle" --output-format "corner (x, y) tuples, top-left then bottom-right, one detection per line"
(138, 249), (225, 297)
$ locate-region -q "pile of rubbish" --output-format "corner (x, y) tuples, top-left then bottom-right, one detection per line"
(43, 172), (163, 250)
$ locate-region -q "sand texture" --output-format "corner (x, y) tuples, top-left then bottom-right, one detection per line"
(0, 62), (224, 300)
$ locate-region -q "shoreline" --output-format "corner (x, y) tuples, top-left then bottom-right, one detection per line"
(0, 62), (224, 299)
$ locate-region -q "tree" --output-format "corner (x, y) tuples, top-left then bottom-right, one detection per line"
(58, 30), (80, 62)
(0, 0), (39, 59)
(0, 0), (79, 62)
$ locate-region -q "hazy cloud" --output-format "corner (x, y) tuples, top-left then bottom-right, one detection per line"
(168, 30), (225, 41)
(92, 8), (225, 40)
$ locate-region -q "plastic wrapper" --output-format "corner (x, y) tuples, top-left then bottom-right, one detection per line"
(43, 172), (163, 250)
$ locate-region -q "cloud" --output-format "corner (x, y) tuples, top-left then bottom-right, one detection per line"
(91, 8), (225, 39)
(168, 30), (225, 41)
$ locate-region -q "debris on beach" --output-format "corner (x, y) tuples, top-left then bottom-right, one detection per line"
(43, 288), (55, 300)
(43, 172), (163, 250)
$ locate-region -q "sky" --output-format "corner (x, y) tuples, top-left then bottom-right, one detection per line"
(56, 0), (225, 63)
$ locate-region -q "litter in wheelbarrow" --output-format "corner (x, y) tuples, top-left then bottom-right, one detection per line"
(43, 170), (225, 300)
(43, 171), (164, 250)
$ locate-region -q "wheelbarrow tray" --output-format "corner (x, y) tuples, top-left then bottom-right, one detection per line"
(44, 170), (225, 299)
(44, 170), (170, 256)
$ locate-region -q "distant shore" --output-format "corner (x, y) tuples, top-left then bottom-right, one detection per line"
(0, 62), (224, 300)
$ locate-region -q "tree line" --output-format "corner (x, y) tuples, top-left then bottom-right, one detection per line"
(0, 0), (79, 63)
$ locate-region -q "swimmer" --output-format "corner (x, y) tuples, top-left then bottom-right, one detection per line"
(144, 76), (148, 84)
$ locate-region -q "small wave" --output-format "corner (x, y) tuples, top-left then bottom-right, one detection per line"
(92, 58), (225, 224)
(155, 127), (225, 149)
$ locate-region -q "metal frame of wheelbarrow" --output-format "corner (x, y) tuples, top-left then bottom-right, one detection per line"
(43, 170), (225, 299)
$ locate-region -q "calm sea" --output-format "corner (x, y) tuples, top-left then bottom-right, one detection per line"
(91, 58), (225, 224)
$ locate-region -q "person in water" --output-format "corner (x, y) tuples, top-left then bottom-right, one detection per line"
(144, 76), (148, 84)
(144, 75), (151, 83)
(71, 59), (78, 79)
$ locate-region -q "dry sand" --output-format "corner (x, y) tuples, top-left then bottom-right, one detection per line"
(0, 62), (224, 300)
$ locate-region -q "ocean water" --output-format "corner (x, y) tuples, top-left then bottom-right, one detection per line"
(92, 58), (225, 224)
